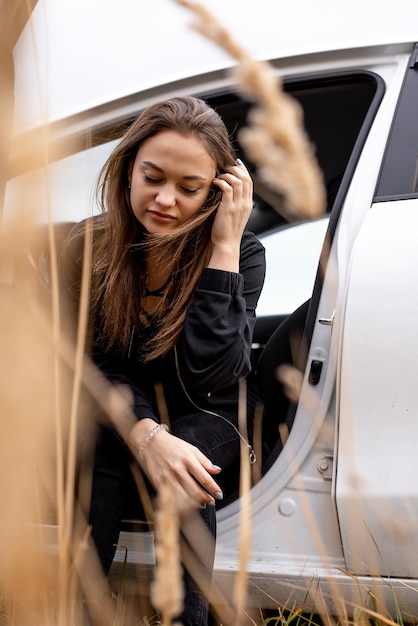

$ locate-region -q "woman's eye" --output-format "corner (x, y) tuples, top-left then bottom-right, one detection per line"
(143, 174), (161, 184)
(182, 187), (199, 195)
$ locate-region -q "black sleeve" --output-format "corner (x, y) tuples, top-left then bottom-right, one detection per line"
(176, 230), (266, 393)
(90, 351), (159, 423)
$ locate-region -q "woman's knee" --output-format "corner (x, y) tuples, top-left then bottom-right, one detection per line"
(170, 413), (239, 462)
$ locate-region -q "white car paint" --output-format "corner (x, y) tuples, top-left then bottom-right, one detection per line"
(12, 0), (418, 130)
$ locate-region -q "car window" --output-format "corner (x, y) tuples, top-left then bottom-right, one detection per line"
(4, 141), (114, 225)
(257, 217), (329, 317)
(207, 72), (380, 235)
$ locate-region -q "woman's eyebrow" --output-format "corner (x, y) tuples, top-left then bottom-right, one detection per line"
(142, 160), (210, 182)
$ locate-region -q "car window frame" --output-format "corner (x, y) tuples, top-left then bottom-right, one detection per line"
(374, 43), (418, 201)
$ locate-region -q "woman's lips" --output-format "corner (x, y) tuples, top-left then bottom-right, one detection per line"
(148, 210), (176, 223)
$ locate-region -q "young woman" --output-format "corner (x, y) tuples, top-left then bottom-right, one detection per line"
(62, 96), (265, 625)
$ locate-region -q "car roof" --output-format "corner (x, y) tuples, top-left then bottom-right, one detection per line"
(13, 0), (418, 132)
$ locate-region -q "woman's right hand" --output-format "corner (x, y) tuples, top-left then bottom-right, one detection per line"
(128, 418), (223, 508)
(208, 159), (253, 273)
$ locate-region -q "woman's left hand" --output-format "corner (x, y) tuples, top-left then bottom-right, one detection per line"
(209, 160), (253, 273)
(128, 418), (223, 509)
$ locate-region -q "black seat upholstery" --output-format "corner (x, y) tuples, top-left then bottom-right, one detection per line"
(256, 300), (310, 468)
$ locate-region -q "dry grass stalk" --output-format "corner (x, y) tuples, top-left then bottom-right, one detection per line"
(150, 474), (184, 626)
(233, 380), (252, 625)
(178, 512), (237, 625)
(275, 364), (373, 622)
(0, 218), (123, 625)
(174, 0), (326, 221)
(1, 218), (91, 623)
(0, 210), (150, 624)
(251, 402), (263, 485)
(0, 215), (63, 625)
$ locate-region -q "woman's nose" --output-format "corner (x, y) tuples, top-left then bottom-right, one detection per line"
(156, 184), (176, 207)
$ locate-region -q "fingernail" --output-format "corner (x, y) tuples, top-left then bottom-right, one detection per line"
(211, 464), (222, 471)
(208, 501), (216, 507)
(236, 158), (244, 166)
(200, 504), (207, 509)
(215, 491), (224, 500)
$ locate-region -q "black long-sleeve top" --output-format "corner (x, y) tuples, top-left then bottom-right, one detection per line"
(62, 224), (266, 429)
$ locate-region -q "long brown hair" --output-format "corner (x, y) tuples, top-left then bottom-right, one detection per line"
(90, 96), (236, 361)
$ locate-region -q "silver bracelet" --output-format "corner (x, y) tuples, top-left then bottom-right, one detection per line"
(137, 423), (169, 461)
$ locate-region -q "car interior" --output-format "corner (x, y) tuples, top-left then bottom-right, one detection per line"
(209, 70), (384, 498)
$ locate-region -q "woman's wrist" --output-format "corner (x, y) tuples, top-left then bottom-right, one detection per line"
(137, 423), (169, 461)
(129, 418), (170, 461)
(129, 417), (160, 449)
(208, 243), (240, 272)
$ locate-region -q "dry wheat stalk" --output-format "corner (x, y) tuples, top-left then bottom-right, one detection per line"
(0, 214), (122, 625)
(233, 380), (252, 625)
(150, 475), (184, 626)
(174, 0), (326, 221)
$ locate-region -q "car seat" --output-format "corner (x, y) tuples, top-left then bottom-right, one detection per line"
(255, 299), (310, 471)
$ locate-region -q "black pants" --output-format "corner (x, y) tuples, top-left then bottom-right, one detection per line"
(89, 412), (241, 626)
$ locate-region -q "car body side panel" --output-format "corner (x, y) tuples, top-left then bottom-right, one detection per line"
(337, 199), (418, 578)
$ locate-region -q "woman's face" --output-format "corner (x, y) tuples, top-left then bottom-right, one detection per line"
(128, 129), (217, 234)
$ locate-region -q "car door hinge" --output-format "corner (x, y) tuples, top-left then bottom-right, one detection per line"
(317, 454), (333, 480)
